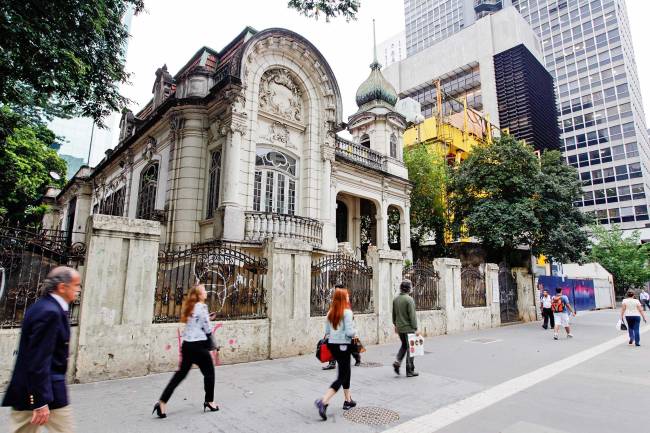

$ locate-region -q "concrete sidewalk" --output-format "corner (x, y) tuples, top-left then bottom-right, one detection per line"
(2, 309), (647, 433)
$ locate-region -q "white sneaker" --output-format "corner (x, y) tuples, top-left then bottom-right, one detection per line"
(567, 333), (574, 338)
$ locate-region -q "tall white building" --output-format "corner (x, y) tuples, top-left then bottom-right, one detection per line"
(377, 31), (407, 68)
(403, 0), (650, 236)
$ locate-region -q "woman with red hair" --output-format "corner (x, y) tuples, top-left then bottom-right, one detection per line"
(314, 285), (358, 420)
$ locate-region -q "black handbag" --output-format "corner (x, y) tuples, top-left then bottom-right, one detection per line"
(205, 333), (219, 351)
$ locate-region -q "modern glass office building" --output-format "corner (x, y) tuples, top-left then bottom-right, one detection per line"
(403, 0), (650, 233)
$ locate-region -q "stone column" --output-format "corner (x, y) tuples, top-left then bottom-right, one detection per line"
(168, 108), (206, 245)
(400, 202), (413, 261)
(74, 215), (160, 383)
(514, 267), (536, 322)
(216, 89), (247, 241)
(375, 205), (388, 251)
(320, 144), (336, 251)
(435, 257), (462, 334)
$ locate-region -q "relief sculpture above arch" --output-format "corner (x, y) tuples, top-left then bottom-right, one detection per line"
(258, 68), (303, 123)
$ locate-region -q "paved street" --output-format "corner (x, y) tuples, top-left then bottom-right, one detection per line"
(2, 309), (648, 433)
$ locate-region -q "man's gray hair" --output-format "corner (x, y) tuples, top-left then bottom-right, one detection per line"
(41, 266), (77, 296)
(400, 279), (412, 293)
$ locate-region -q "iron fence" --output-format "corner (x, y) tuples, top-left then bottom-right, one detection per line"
(154, 241), (268, 323)
(310, 253), (373, 316)
(0, 225), (86, 328)
(403, 261), (441, 310)
(461, 264), (487, 308)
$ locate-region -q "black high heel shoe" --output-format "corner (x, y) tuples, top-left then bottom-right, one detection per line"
(203, 401), (219, 412)
(203, 402), (219, 412)
(152, 402), (167, 418)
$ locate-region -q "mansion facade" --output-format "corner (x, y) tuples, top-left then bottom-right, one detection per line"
(43, 27), (412, 258)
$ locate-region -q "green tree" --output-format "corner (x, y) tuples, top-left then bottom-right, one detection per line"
(589, 225), (650, 296)
(448, 135), (589, 263)
(0, 107), (66, 223)
(404, 143), (449, 257)
(1, 0), (144, 125)
(288, 0), (360, 21)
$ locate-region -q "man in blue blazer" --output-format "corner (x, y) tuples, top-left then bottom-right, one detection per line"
(2, 266), (81, 433)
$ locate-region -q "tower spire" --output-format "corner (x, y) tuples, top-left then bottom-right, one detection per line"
(373, 18), (377, 64)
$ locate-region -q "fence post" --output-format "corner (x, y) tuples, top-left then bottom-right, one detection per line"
(73, 215), (160, 383)
(367, 247), (405, 344)
(485, 263), (501, 327)
(264, 239), (313, 359)
(435, 258), (462, 334)
(514, 267), (536, 322)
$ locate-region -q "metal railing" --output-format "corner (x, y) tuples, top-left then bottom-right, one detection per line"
(154, 241), (268, 323)
(0, 226), (86, 328)
(403, 261), (441, 310)
(335, 137), (387, 172)
(461, 264), (487, 308)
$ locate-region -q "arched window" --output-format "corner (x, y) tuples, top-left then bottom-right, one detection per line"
(253, 149), (298, 215)
(360, 133), (370, 148)
(206, 150), (222, 218)
(137, 162), (159, 220)
(387, 205), (401, 250)
(390, 133), (397, 158)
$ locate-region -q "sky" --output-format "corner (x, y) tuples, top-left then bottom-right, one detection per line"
(104, 0), (650, 161)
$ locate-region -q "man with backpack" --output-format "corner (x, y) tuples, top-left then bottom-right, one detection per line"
(551, 287), (576, 340)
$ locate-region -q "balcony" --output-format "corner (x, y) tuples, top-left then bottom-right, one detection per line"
(335, 137), (387, 173)
(244, 211), (323, 246)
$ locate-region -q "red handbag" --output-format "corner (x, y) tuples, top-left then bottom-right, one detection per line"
(316, 338), (333, 363)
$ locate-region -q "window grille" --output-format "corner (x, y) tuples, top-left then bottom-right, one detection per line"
(206, 150), (222, 218)
(137, 163), (159, 220)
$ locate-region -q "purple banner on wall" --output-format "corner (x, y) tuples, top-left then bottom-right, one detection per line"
(537, 276), (596, 312)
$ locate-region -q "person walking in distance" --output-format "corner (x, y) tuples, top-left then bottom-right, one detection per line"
(154, 284), (218, 418)
(639, 289), (650, 311)
(540, 289), (555, 330)
(392, 280), (419, 377)
(314, 287), (358, 420)
(552, 287), (576, 340)
(621, 290), (647, 346)
(2, 266), (82, 433)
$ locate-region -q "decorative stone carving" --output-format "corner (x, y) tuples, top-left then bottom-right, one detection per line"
(153, 64), (174, 108)
(258, 68), (303, 122)
(265, 121), (290, 146)
(143, 136), (157, 160)
(118, 110), (136, 143)
(168, 112), (184, 142)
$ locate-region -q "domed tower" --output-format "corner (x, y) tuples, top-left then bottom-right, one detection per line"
(348, 21), (407, 171)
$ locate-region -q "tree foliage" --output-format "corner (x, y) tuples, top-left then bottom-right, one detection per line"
(404, 143), (449, 256)
(0, 107), (66, 223)
(589, 225), (650, 296)
(448, 135), (590, 263)
(0, 0), (144, 126)
(288, 0), (360, 21)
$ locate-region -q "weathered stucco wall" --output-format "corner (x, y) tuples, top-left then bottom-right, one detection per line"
(0, 216), (521, 385)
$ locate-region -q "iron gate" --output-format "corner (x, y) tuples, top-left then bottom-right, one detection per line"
(402, 261), (441, 310)
(498, 263), (519, 323)
(461, 264), (486, 307)
(154, 242), (267, 322)
(310, 253), (373, 316)
(0, 225), (86, 328)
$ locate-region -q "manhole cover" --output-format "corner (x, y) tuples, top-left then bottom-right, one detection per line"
(343, 407), (400, 425)
(465, 338), (501, 344)
(357, 361), (383, 367)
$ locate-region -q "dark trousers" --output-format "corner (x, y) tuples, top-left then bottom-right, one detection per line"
(160, 340), (215, 403)
(327, 343), (351, 391)
(542, 308), (555, 329)
(626, 316), (641, 345)
(642, 300), (650, 311)
(396, 333), (415, 373)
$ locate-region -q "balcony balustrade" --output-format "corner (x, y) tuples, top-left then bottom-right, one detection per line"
(244, 211), (323, 246)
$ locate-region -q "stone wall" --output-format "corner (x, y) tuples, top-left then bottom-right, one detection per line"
(0, 216), (511, 385)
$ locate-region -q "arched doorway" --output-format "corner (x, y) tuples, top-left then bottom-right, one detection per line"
(387, 205), (401, 250)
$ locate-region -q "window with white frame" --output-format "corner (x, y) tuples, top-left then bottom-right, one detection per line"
(253, 148), (298, 215)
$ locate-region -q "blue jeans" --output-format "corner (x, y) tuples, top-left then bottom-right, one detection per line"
(625, 316), (641, 345)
